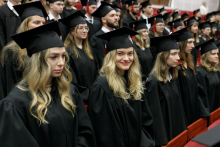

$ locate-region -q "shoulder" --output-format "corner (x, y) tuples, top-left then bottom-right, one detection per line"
(196, 66), (208, 75)
(92, 75), (108, 87)
(148, 34), (155, 38)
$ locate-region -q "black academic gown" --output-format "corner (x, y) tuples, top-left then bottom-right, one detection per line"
(86, 17), (102, 41)
(0, 63), (4, 100)
(61, 7), (77, 18)
(0, 83), (96, 147)
(191, 41), (200, 66)
(133, 43), (154, 81)
(0, 4), (21, 51)
(3, 48), (25, 97)
(178, 66), (209, 126)
(90, 29), (106, 67)
(196, 66), (220, 113)
(122, 13), (137, 29)
(145, 75), (187, 146)
(88, 75), (155, 147)
(163, 28), (170, 36)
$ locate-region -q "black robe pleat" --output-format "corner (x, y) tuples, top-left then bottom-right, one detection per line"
(0, 63), (5, 100)
(88, 75), (155, 147)
(0, 4), (21, 51)
(86, 17), (102, 41)
(145, 75), (187, 146)
(0, 84), (96, 147)
(196, 66), (220, 113)
(191, 41), (200, 66)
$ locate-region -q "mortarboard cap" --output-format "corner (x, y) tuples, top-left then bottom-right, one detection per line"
(205, 12), (213, 20)
(192, 124), (220, 146)
(150, 34), (179, 54)
(181, 13), (189, 21)
(195, 39), (217, 55)
(96, 27), (138, 53)
(11, 21), (64, 57)
(148, 14), (163, 26)
(92, 2), (114, 18)
(213, 11), (220, 16)
(157, 6), (165, 14)
(172, 11), (180, 19)
(193, 9), (200, 15)
(49, 0), (63, 4)
(13, 1), (47, 22)
(81, 0), (96, 6)
(168, 19), (183, 33)
(140, 0), (151, 8)
(162, 12), (172, 21)
(172, 25), (193, 42)
(111, 1), (121, 12)
(184, 16), (198, 27)
(127, 0), (138, 6)
(59, 11), (86, 30)
(129, 19), (148, 31)
(210, 22), (218, 29)
(199, 22), (211, 29)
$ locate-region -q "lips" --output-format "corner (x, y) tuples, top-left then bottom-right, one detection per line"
(55, 69), (62, 73)
(121, 62), (129, 66)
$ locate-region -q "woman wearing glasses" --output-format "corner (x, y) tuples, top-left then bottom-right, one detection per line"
(59, 11), (98, 102)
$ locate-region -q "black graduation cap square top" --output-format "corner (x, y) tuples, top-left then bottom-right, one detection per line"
(168, 18), (183, 29)
(11, 21), (64, 57)
(193, 9), (200, 15)
(199, 22), (211, 29)
(184, 16), (197, 26)
(195, 39), (217, 55)
(111, 2), (121, 12)
(205, 12), (213, 20)
(13, 1), (48, 22)
(181, 13), (189, 20)
(172, 12), (180, 19)
(140, 0), (151, 8)
(127, 0), (138, 6)
(92, 2), (114, 18)
(162, 12), (172, 21)
(59, 11), (86, 30)
(96, 27), (138, 53)
(81, 0), (96, 6)
(129, 19), (148, 31)
(148, 14), (163, 26)
(172, 25), (193, 42)
(210, 22), (218, 29)
(150, 34), (179, 54)
(214, 11), (220, 16)
(49, 0), (63, 4)
(157, 6), (165, 13)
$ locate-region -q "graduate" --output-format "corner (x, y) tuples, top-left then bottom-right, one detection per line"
(122, 0), (139, 28)
(196, 39), (220, 114)
(185, 16), (200, 65)
(60, 11), (98, 101)
(61, 0), (77, 17)
(199, 22), (211, 44)
(157, 6), (166, 15)
(148, 15), (164, 38)
(172, 11), (181, 20)
(173, 26), (209, 125)
(145, 34), (187, 146)
(130, 19), (154, 81)
(162, 12), (172, 35)
(0, 0), (21, 50)
(90, 2), (118, 67)
(48, 0), (63, 22)
(111, 1), (122, 28)
(194, 9), (203, 24)
(168, 19), (184, 33)
(0, 21), (96, 147)
(210, 22), (218, 41)
(0, 1), (47, 97)
(88, 27), (154, 147)
(181, 13), (189, 22)
(139, 0), (152, 29)
(205, 12), (214, 22)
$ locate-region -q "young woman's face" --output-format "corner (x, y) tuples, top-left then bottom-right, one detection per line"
(28, 16), (45, 30)
(141, 29), (148, 40)
(185, 38), (195, 54)
(202, 27), (211, 36)
(191, 23), (198, 34)
(174, 26), (184, 32)
(212, 27), (217, 34)
(115, 47), (134, 74)
(47, 47), (66, 78)
(208, 49), (219, 64)
(68, 0), (75, 6)
(156, 22), (164, 33)
(166, 49), (180, 68)
(74, 23), (88, 40)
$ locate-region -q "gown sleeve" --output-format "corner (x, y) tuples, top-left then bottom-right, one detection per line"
(196, 70), (210, 117)
(0, 99), (39, 147)
(145, 77), (168, 146)
(140, 94), (155, 147)
(70, 85), (97, 147)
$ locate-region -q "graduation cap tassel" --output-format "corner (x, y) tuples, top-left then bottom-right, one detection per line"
(105, 44), (108, 56)
(131, 1), (134, 13)
(172, 22), (174, 33)
(119, 0), (122, 8)
(153, 17), (156, 32)
(197, 46), (202, 66)
(46, 16), (49, 24)
(218, 29), (220, 38)
(86, 0), (89, 14)
(185, 21), (187, 27)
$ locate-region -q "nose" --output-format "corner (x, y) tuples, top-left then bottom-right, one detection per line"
(123, 54), (129, 61)
(58, 56), (64, 66)
(176, 54), (180, 60)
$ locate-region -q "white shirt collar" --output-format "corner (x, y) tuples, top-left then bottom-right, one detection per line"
(167, 74), (172, 82)
(7, 1), (19, 16)
(48, 12), (61, 21)
(85, 14), (93, 24)
(142, 14), (148, 20)
(101, 26), (112, 33)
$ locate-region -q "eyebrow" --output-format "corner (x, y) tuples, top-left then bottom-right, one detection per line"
(49, 52), (66, 55)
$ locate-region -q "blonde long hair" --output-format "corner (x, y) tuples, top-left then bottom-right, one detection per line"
(134, 29), (150, 49)
(150, 50), (179, 83)
(148, 26), (163, 37)
(0, 17), (32, 70)
(178, 40), (196, 76)
(17, 49), (76, 125)
(100, 49), (144, 102)
(200, 50), (219, 72)
(187, 22), (199, 43)
(64, 25), (94, 60)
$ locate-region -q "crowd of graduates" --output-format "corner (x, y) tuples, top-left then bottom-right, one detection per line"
(0, 0), (220, 146)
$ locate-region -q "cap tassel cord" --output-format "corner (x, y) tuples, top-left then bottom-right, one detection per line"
(105, 44), (108, 56)
(218, 29), (220, 38)
(119, 0), (122, 8)
(153, 17), (156, 32)
(171, 22), (174, 33)
(131, 1), (134, 13)
(197, 46), (202, 66)
(86, 0), (89, 13)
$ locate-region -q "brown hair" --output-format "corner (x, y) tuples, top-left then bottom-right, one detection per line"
(187, 22), (200, 43)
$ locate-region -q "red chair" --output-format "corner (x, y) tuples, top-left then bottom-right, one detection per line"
(163, 130), (188, 147)
(187, 117), (208, 142)
(209, 107), (220, 125)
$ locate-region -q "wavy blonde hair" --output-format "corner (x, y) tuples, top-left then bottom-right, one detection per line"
(150, 50), (179, 83)
(64, 0), (75, 7)
(100, 49), (144, 102)
(134, 29), (150, 49)
(0, 17), (32, 70)
(178, 40), (196, 76)
(17, 49), (76, 125)
(187, 22), (200, 43)
(148, 25), (163, 37)
(64, 25), (94, 60)
(200, 50), (219, 72)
